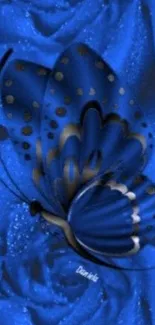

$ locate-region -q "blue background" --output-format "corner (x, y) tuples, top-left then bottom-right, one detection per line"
(0, 0), (155, 324)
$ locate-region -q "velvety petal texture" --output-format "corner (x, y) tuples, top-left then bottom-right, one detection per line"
(1, 1), (155, 324)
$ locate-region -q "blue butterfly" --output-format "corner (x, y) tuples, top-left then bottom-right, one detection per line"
(1, 43), (155, 269)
